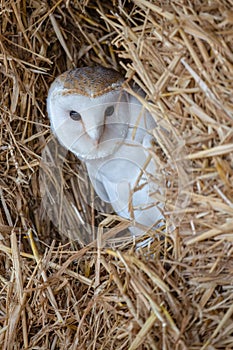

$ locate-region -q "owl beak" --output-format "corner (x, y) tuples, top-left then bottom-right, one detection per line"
(86, 125), (104, 145)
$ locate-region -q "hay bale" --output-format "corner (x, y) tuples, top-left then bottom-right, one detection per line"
(0, 1), (233, 349)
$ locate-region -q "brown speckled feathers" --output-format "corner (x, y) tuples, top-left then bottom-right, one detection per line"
(59, 66), (124, 98)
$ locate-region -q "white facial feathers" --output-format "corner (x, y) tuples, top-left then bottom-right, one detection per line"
(47, 67), (129, 159)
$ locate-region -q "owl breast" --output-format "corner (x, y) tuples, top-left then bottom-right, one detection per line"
(86, 131), (164, 235)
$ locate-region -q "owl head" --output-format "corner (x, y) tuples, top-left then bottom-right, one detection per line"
(47, 66), (129, 160)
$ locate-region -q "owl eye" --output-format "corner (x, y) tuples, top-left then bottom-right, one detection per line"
(70, 110), (81, 121)
(105, 105), (114, 117)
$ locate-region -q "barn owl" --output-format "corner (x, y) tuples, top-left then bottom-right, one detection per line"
(47, 66), (164, 236)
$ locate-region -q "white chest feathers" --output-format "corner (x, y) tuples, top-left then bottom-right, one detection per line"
(47, 66), (164, 236)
